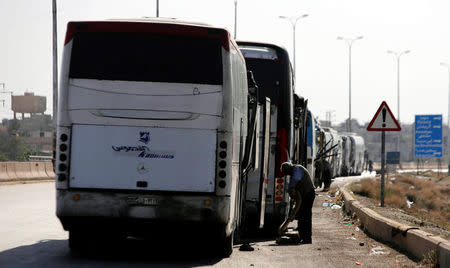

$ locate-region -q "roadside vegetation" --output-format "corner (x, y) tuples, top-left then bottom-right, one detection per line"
(0, 119), (39, 161)
(0, 131), (29, 161)
(350, 172), (450, 231)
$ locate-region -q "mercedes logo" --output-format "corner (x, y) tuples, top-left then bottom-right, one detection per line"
(137, 163), (149, 174)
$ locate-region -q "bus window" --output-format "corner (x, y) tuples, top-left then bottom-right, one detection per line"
(69, 33), (223, 85)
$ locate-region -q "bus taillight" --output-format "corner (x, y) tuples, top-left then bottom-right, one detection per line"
(55, 126), (71, 189)
(275, 177), (284, 203)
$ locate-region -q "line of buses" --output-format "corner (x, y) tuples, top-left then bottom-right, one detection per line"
(54, 18), (365, 257)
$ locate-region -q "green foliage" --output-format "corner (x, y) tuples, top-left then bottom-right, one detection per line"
(421, 250), (438, 267)
(0, 131), (28, 161)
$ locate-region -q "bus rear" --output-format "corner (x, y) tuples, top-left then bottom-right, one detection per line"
(55, 20), (245, 256)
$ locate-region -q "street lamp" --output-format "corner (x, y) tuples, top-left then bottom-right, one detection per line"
(441, 62), (450, 175)
(52, 0), (58, 125)
(234, 0), (237, 39)
(279, 14), (308, 79)
(387, 50), (410, 124)
(387, 50), (410, 152)
(156, 0), (159, 17)
(337, 36), (363, 132)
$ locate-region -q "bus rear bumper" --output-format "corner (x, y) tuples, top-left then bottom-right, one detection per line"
(56, 189), (231, 233)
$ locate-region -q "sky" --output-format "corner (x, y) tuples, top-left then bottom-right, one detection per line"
(0, 0), (449, 125)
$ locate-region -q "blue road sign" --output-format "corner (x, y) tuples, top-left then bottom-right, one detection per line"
(414, 114), (442, 158)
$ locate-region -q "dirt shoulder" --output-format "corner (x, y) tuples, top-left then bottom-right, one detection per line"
(352, 194), (450, 240)
(346, 172), (450, 240)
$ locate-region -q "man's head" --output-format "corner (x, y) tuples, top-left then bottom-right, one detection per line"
(280, 162), (294, 176)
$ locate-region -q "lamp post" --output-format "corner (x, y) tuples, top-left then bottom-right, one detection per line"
(441, 62), (450, 175)
(387, 50), (410, 152)
(52, 0), (58, 125)
(234, 0), (237, 39)
(279, 14), (308, 79)
(156, 0), (159, 17)
(337, 36), (363, 132)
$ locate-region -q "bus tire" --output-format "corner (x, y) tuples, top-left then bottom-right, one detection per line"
(218, 232), (234, 258)
(68, 229), (88, 252)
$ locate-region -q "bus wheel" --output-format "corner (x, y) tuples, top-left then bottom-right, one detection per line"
(218, 232), (234, 257)
(69, 229), (89, 252)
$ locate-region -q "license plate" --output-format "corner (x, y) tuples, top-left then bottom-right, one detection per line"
(127, 196), (160, 206)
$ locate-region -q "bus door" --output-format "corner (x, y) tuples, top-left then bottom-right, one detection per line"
(293, 96), (308, 167)
(258, 97), (271, 228)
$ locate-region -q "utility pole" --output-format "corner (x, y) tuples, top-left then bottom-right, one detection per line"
(52, 0), (58, 125)
(0, 83), (5, 107)
(441, 62), (450, 175)
(0, 83), (13, 111)
(234, 0), (237, 39)
(325, 110), (335, 127)
(337, 36), (363, 132)
(156, 0), (159, 17)
(279, 14), (308, 85)
(387, 50), (410, 152)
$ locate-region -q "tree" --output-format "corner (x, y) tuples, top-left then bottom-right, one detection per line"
(0, 131), (27, 161)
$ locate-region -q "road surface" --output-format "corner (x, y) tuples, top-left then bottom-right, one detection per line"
(0, 181), (419, 267)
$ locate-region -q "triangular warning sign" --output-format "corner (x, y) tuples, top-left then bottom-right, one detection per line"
(367, 101), (401, 131)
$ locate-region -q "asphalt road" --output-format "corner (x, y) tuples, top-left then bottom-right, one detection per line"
(0, 181), (420, 267)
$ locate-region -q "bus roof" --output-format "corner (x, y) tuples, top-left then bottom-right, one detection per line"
(236, 41), (288, 54)
(64, 20), (243, 61)
(108, 17), (212, 27)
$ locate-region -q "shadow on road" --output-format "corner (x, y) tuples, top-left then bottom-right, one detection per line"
(0, 239), (223, 267)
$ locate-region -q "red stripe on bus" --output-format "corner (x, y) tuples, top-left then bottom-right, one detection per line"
(64, 21), (231, 52)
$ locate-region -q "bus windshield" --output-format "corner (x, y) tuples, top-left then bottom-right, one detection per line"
(240, 58), (282, 104)
(69, 32), (223, 85)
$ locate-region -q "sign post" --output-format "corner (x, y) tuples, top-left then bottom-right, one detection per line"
(367, 101), (401, 207)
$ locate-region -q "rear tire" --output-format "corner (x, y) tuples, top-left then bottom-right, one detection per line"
(217, 231), (234, 258)
(68, 229), (88, 252)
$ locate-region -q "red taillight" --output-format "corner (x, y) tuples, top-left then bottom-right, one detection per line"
(275, 176), (285, 203)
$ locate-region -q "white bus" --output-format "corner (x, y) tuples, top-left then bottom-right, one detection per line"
(55, 19), (251, 256)
(349, 134), (365, 175)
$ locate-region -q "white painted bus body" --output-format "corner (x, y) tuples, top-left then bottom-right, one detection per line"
(322, 127), (342, 178)
(349, 134), (365, 175)
(55, 20), (248, 247)
(306, 110), (316, 184)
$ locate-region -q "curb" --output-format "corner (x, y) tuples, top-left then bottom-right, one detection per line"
(339, 186), (450, 267)
(0, 179), (54, 186)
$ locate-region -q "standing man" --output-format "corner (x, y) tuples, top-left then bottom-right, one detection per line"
(279, 162), (316, 244)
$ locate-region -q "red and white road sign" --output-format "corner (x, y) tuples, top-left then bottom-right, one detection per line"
(367, 101), (401, 131)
